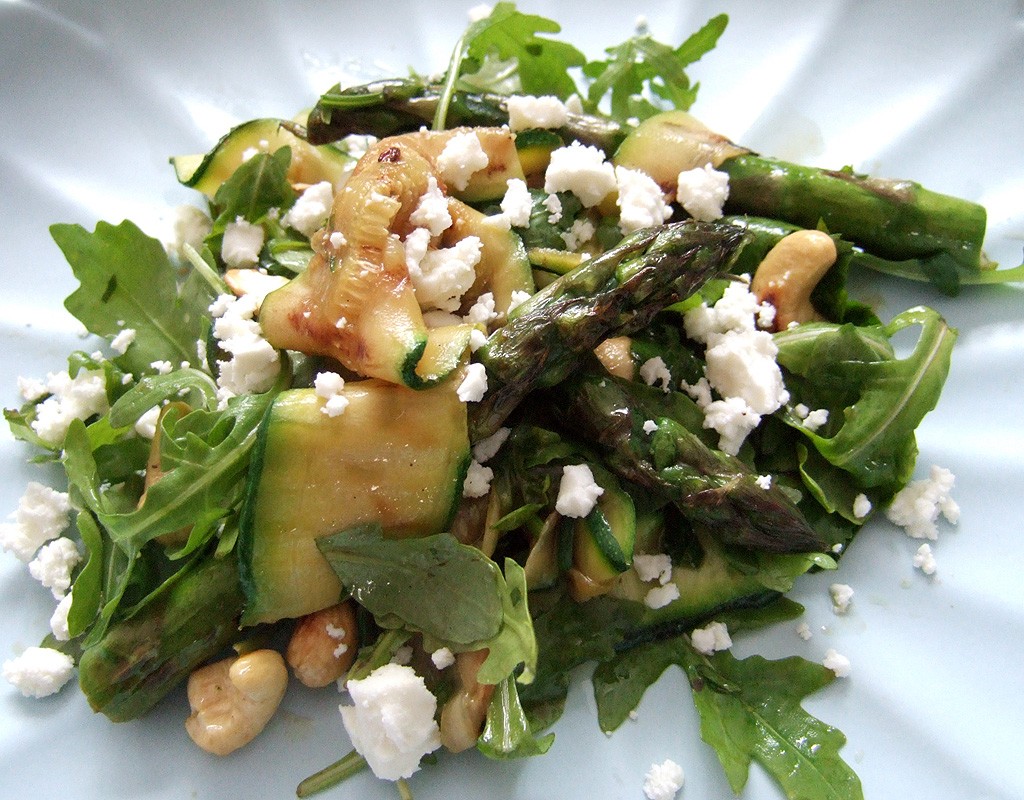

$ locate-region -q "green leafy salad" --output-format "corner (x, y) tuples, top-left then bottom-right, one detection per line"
(3, 4), (1021, 799)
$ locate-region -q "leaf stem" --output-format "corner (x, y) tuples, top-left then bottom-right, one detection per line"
(432, 30), (468, 131)
(182, 242), (230, 297)
(296, 749), (367, 798)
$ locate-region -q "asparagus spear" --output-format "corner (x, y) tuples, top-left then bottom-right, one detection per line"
(77, 555), (243, 722)
(554, 372), (825, 554)
(470, 220), (745, 439)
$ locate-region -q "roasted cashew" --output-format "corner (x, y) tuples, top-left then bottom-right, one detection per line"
(185, 649), (288, 756)
(594, 336), (635, 380)
(285, 601), (358, 688)
(751, 229), (837, 331)
(439, 649), (495, 753)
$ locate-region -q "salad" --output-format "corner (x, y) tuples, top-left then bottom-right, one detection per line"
(2, 3), (1023, 800)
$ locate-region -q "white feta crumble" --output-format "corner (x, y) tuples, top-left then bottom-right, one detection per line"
(110, 327), (136, 355)
(633, 553), (673, 586)
(754, 474), (772, 491)
(0, 483), (72, 563)
(642, 419), (659, 434)
(542, 193), (563, 224)
(282, 181), (334, 237)
(913, 543), (937, 575)
(614, 165), (672, 233)
(462, 459), (494, 498)
(690, 621), (732, 655)
(639, 356), (672, 393)
(430, 647), (456, 671)
(134, 405), (161, 439)
(676, 162), (730, 221)
(644, 583), (680, 610)
(28, 537), (82, 599)
(29, 368), (109, 445)
(555, 464), (604, 518)
(409, 176), (453, 236)
(822, 648), (851, 678)
(643, 759), (685, 800)
(50, 592), (73, 642)
(314, 371), (349, 418)
(543, 141), (617, 208)
(796, 622), (813, 641)
(164, 204), (213, 261)
(221, 217), (265, 268)
(701, 396), (761, 457)
(457, 363), (489, 403)
(150, 360), (173, 375)
(472, 426), (510, 463)
(885, 465), (959, 540)
(2, 646), (75, 698)
(801, 408), (829, 432)
(507, 289), (532, 313)
(17, 376), (48, 402)
(437, 131), (489, 192)
(339, 663), (441, 781)
(506, 94), (569, 131)
(329, 231), (347, 250)
(209, 293), (281, 401)
(829, 583), (854, 615)
(404, 227), (432, 274)
(560, 217), (595, 251)
(703, 327), (789, 415)
(499, 178), (533, 227)
(464, 292), (498, 326)
(852, 493), (872, 520)
(469, 328), (488, 353)
(408, 235), (482, 313)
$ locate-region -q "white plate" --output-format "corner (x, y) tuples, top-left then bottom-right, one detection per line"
(1, 2), (1022, 798)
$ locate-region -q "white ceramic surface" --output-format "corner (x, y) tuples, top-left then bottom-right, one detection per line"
(1, 2), (1022, 799)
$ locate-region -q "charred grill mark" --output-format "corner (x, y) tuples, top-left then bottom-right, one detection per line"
(378, 146), (403, 163)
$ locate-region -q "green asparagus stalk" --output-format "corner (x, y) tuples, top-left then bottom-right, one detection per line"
(471, 220), (745, 439)
(77, 555), (243, 722)
(554, 373), (825, 554)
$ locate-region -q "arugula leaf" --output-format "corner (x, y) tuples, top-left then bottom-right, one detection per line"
(474, 558), (537, 685)
(477, 675), (555, 759)
(68, 511), (104, 638)
(53, 220), (211, 376)
(210, 147), (296, 233)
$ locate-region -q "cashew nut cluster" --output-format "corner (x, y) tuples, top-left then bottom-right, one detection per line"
(185, 649), (288, 756)
(286, 601), (359, 688)
(751, 229), (838, 331)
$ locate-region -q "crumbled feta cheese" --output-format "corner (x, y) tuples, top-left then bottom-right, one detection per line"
(409, 176), (453, 236)
(633, 553), (673, 586)
(676, 162), (729, 221)
(110, 327), (136, 355)
(680, 377), (713, 408)
(28, 537), (82, 599)
(886, 465), (959, 540)
(330, 231), (347, 250)
(684, 279), (773, 342)
(822, 648), (851, 678)
(802, 408), (829, 432)
(543, 193), (563, 224)
(17, 376), (48, 402)
(560, 217), (595, 251)
(642, 419), (658, 434)
(209, 293), (281, 401)
(339, 663), (441, 781)
(796, 622), (813, 641)
(464, 292), (498, 326)
(462, 459), (494, 498)
(430, 647), (456, 670)
(134, 405), (161, 439)
(0, 483), (71, 563)
(408, 235), (482, 313)
(404, 227), (432, 274)
(221, 217), (265, 268)
(544, 142), (616, 208)
(690, 621), (732, 655)
(437, 131), (489, 192)
(701, 397), (761, 456)
(29, 368), (109, 445)
(506, 95), (569, 131)
(50, 592), (73, 642)
(469, 328), (488, 352)
(555, 464), (604, 518)
(615, 166), (672, 233)
(150, 360), (173, 375)
(2, 646), (75, 698)
(314, 371), (349, 417)
(282, 181), (335, 237)
(164, 204), (213, 261)
(643, 759), (685, 800)
(496, 178), (532, 229)
(852, 493), (872, 520)
(644, 583), (681, 609)
(507, 289), (532, 313)
(829, 583), (854, 615)
(457, 363), (489, 403)
(472, 427), (510, 463)
(913, 543), (937, 575)
(639, 356), (672, 393)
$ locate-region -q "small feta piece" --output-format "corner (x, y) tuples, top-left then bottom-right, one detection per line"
(209, 293), (281, 400)
(404, 227), (432, 274)
(559, 217), (595, 251)
(555, 464), (604, 518)
(676, 162), (729, 221)
(430, 647), (456, 671)
(464, 292), (498, 326)
(615, 165), (671, 233)
(2, 646), (75, 698)
(462, 459), (494, 498)
(0, 482), (72, 563)
(339, 663), (441, 781)
(164, 204), (213, 260)
(499, 178), (533, 228)
(282, 181), (335, 237)
(639, 356), (672, 393)
(690, 621), (732, 655)
(110, 327), (136, 355)
(507, 289), (531, 313)
(642, 419), (658, 434)
(135, 405), (161, 439)
(408, 236), (482, 313)
(542, 193), (562, 224)
(437, 131), (489, 192)
(29, 368), (109, 445)
(885, 465), (959, 540)
(544, 141), (616, 208)
(633, 553), (673, 586)
(701, 396), (761, 457)
(703, 329), (789, 415)
(852, 493), (872, 520)
(755, 474), (772, 490)
(801, 408), (829, 432)
(643, 759), (685, 800)
(17, 376), (48, 402)
(28, 537), (82, 599)
(796, 622), (813, 641)
(644, 583), (680, 609)
(822, 648), (851, 678)
(409, 176), (453, 236)
(506, 95), (569, 131)
(913, 543), (937, 575)
(50, 592), (74, 642)
(221, 217), (265, 268)
(472, 426), (510, 463)
(469, 328), (488, 352)
(314, 371), (349, 417)
(150, 360), (173, 375)
(457, 363), (489, 403)
(330, 231), (347, 250)
(829, 583), (854, 615)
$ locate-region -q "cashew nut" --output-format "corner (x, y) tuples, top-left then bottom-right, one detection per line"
(285, 601), (358, 688)
(439, 649), (495, 753)
(594, 336), (635, 380)
(185, 649), (288, 756)
(750, 229), (837, 331)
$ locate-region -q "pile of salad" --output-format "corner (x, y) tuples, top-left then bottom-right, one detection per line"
(2, 4), (1021, 799)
